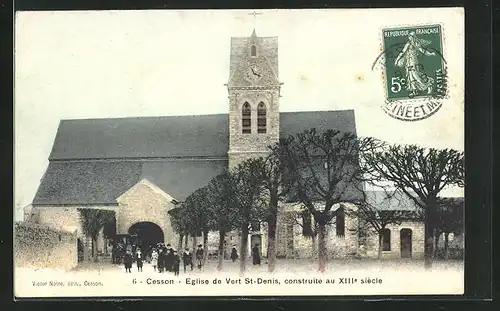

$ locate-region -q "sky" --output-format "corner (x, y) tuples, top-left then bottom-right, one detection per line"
(14, 8), (465, 221)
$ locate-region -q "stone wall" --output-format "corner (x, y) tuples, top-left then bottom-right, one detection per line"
(228, 89), (280, 170)
(116, 179), (178, 245)
(361, 221), (425, 259)
(34, 206), (84, 237)
(276, 203), (359, 259)
(14, 222), (78, 271)
(33, 206), (111, 253)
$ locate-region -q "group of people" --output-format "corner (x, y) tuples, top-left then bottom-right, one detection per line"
(122, 243), (206, 275)
(121, 241), (261, 273)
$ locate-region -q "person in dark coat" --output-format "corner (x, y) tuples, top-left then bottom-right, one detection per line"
(157, 248), (165, 273)
(195, 244), (204, 270)
(172, 250), (180, 276)
(165, 244), (174, 272)
(182, 248), (193, 272)
(230, 246), (239, 262)
(252, 244), (261, 266)
(135, 249), (143, 272)
(123, 250), (133, 273)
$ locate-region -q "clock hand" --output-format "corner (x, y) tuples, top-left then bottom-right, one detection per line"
(251, 68), (261, 77)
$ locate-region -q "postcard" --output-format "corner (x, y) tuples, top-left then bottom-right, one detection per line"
(14, 8), (465, 298)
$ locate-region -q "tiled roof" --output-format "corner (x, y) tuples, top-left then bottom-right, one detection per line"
(49, 110), (356, 160)
(34, 110), (357, 206)
(49, 114), (230, 160)
(32, 159), (228, 206)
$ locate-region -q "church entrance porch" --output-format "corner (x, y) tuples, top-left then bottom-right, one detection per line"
(128, 222), (165, 254)
(400, 228), (413, 259)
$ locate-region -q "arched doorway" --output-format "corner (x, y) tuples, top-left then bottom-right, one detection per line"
(128, 222), (164, 252)
(400, 228), (413, 259)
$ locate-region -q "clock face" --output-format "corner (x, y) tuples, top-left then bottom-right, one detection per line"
(245, 65), (262, 82)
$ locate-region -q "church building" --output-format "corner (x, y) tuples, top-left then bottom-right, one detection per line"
(29, 29), (424, 261)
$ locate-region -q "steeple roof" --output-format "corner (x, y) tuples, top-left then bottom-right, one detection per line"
(227, 30), (280, 87)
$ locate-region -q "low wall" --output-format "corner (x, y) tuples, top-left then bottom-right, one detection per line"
(14, 222), (78, 271)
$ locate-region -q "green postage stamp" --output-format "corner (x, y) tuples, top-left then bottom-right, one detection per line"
(377, 24), (448, 121)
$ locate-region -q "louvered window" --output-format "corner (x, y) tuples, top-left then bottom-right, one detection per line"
(242, 102), (251, 134)
(257, 102), (267, 134)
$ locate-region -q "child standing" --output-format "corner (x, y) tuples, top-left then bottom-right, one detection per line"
(182, 248), (193, 272)
(151, 248), (158, 272)
(123, 250), (133, 273)
(136, 249), (143, 272)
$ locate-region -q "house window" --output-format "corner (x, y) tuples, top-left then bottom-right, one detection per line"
(251, 45), (257, 56)
(251, 221), (260, 232)
(242, 102), (251, 134)
(336, 206), (345, 237)
(257, 102), (267, 134)
(380, 228), (391, 251)
(302, 211), (313, 237)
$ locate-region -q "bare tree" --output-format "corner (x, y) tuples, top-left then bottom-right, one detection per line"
(205, 172), (239, 271)
(435, 197), (464, 260)
(231, 159), (267, 275)
(283, 129), (377, 272)
(78, 209), (115, 262)
(168, 206), (190, 253)
(183, 187), (213, 265)
(248, 142), (295, 272)
(362, 144), (464, 268)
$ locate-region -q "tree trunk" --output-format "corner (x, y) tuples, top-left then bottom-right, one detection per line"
(178, 234), (183, 253)
(424, 208), (435, 269)
(184, 235), (188, 249)
(192, 235), (198, 252)
(444, 232), (450, 260)
(378, 231), (383, 260)
(267, 214), (277, 273)
(203, 230), (209, 265)
(104, 238), (108, 256)
(311, 235), (317, 259)
(239, 226), (249, 275)
(217, 230), (226, 271)
(92, 237), (99, 262)
(433, 233), (440, 259)
(317, 223), (327, 273)
(84, 235), (91, 261)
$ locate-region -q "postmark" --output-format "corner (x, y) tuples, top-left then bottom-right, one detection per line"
(372, 24), (449, 121)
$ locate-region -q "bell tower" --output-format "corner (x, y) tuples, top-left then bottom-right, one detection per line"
(227, 29), (281, 169)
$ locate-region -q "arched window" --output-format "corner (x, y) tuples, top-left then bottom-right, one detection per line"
(242, 102), (251, 134)
(251, 45), (257, 56)
(380, 228), (391, 251)
(257, 102), (267, 134)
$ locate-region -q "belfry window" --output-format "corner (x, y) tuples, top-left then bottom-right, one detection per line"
(257, 102), (267, 134)
(251, 45), (257, 57)
(242, 102), (251, 134)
